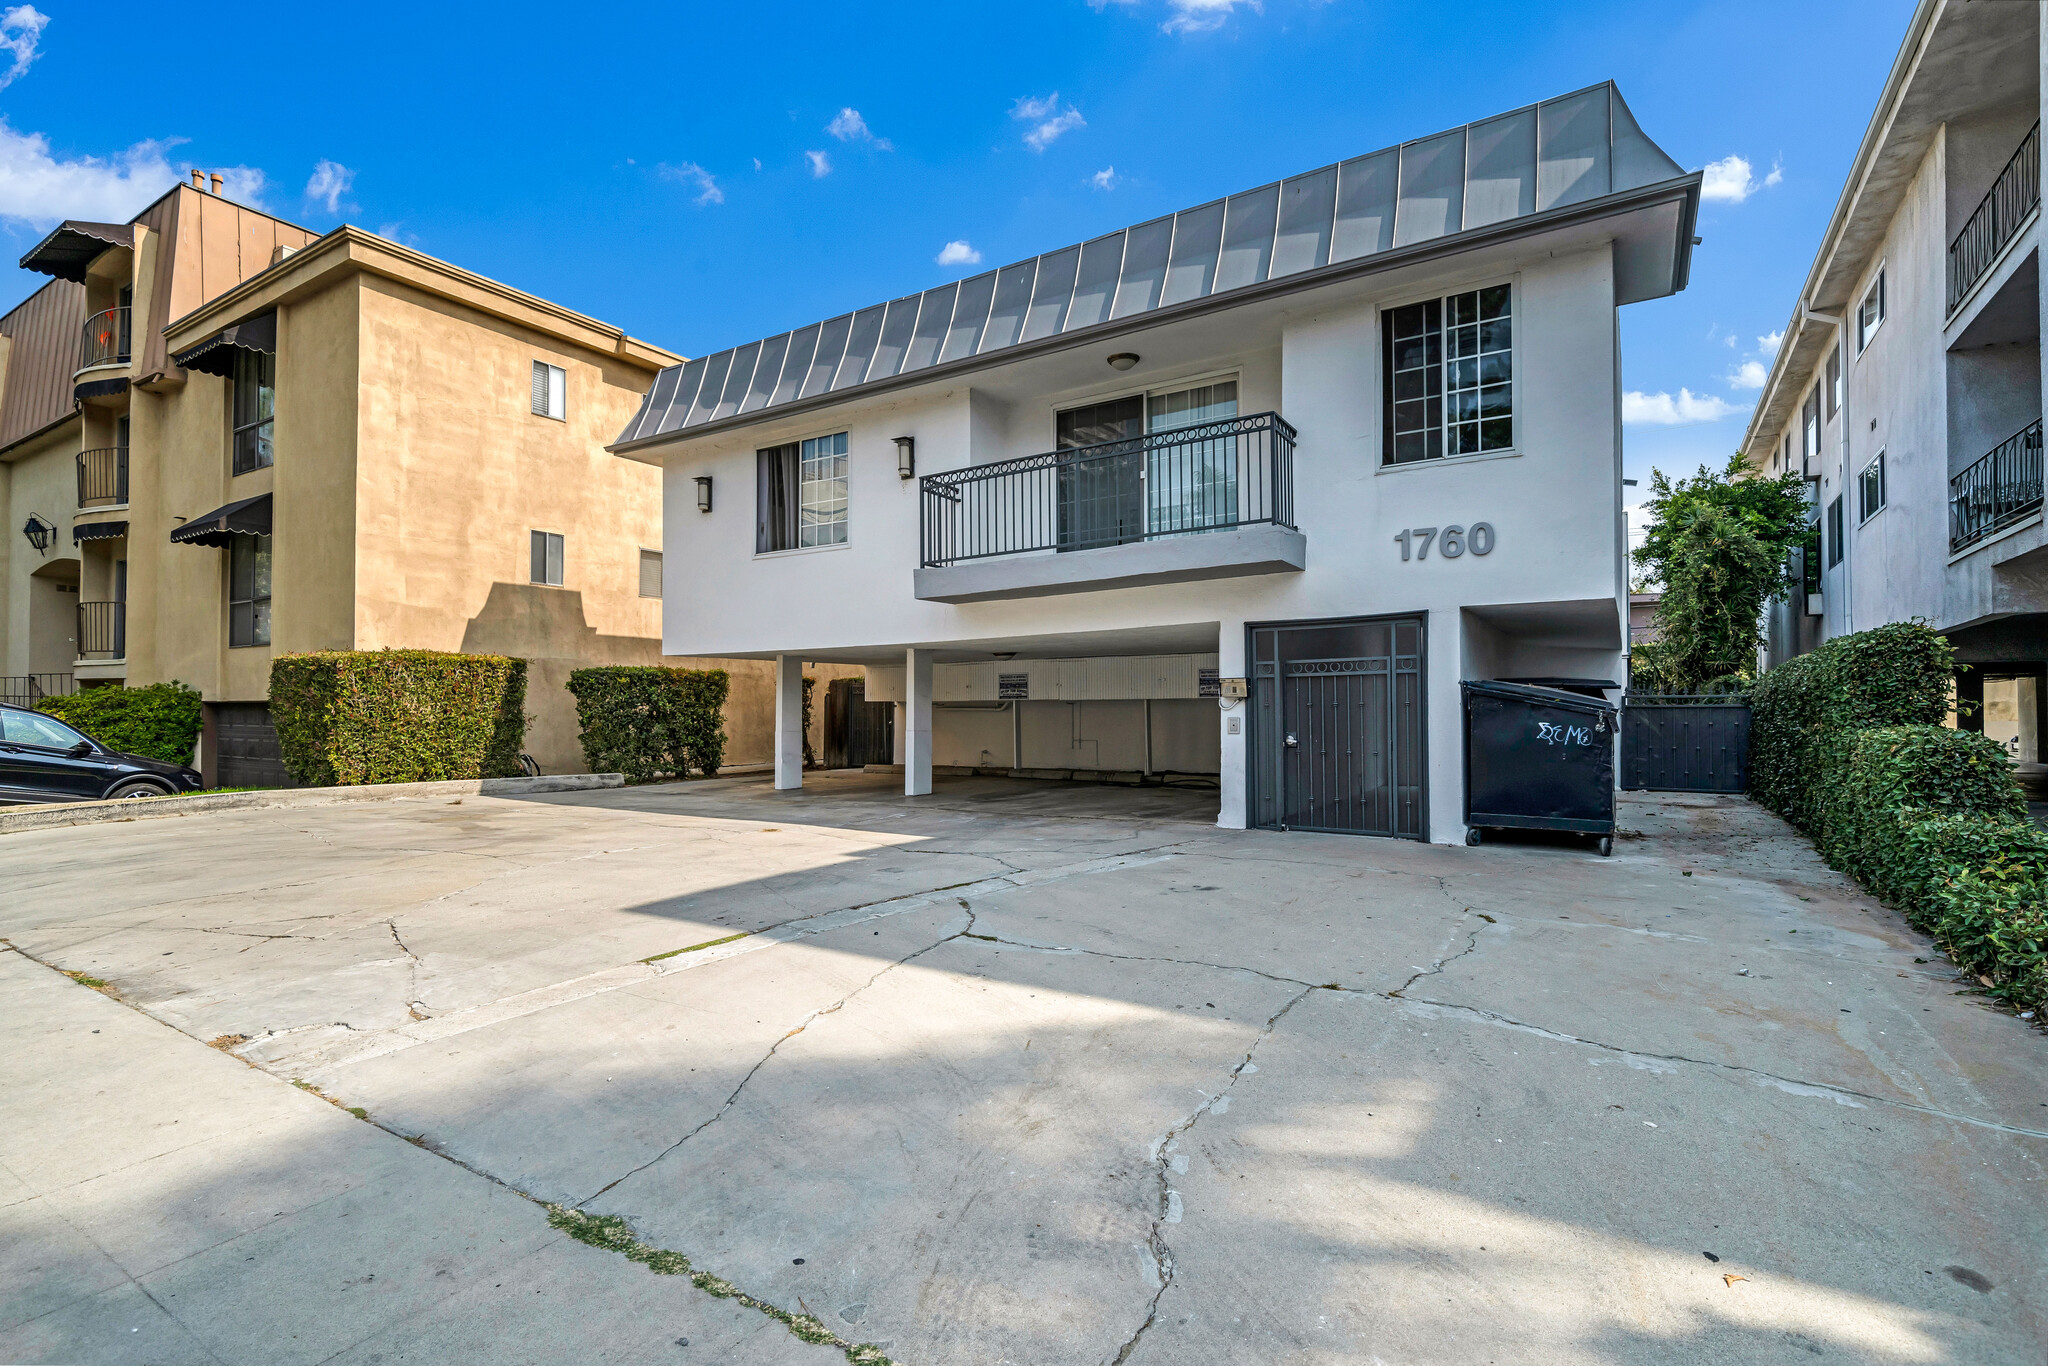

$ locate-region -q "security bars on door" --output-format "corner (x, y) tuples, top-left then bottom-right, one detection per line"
(919, 411), (1295, 568)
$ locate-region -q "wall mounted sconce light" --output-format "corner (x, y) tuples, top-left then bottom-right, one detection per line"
(21, 515), (53, 554)
(894, 436), (915, 480)
(1107, 352), (1140, 371)
(694, 475), (713, 513)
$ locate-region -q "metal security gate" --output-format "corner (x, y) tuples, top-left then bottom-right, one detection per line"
(1620, 695), (1750, 792)
(1252, 616), (1424, 837)
(823, 678), (895, 768)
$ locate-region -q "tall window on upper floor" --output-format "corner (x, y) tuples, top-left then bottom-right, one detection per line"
(1825, 348), (1841, 419)
(1802, 390), (1820, 471)
(1857, 268), (1886, 351)
(232, 349), (275, 474)
(229, 532), (272, 647)
(1858, 451), (1887, 522)
(756, 433), (849, 552)
(531, 361), (566, 421)
(1382, 283), (1512, 465)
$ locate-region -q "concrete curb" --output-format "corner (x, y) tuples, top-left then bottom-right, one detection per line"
(0, 773), (626, 836)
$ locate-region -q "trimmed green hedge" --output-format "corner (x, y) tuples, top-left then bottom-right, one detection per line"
(1750, 623), (2045, 1012)
(270, 650), (528, 787)
(37, 681), (203, 765)
(565, 667), (728, 782)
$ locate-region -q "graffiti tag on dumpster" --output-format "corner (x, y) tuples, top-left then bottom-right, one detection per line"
(1536, 721), (1593, 747)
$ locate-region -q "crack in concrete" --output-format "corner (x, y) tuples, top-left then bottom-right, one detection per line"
(1389, 909), (1485, 997)
(1113, 983), (1318, 1366)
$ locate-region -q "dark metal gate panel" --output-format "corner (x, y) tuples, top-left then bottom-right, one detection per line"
(1252, 615), (1424, 838)
(213, 702), (293, 789)
(1620, 697), (1750, 792)
(825, 678), (895, 769)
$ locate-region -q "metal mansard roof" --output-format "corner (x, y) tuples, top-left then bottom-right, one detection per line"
(614, 82), (1691, 453)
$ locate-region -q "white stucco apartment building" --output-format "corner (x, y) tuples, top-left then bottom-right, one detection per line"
(1747, 0), (2046, 767)
(614, 84), (1701, 844)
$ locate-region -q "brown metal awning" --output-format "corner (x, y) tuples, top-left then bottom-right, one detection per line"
(171, 312), (276, 378)
(19, 221), (134, 282)
(72, 520), (128, 543)
(170, 494), (271, 548)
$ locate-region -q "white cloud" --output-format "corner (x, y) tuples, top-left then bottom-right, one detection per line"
(1090, 166), (1119, 190)
(660, 161), (724, 206)
(1728, 360), (1769, 390)
(935, 240), (982, 267)
(826, 108), (891, 151)
(215, 166), (269, 209)
(1623, 388), (1742, 425)
(0, 5), (48, 91)
(0, 119), (181, 228)
(1013, 93), (1085, 152)
(303, 159), (354, 215)
(805, 149), (832, 178)
(1699, 154), (1783, 204)
(1757, 328), (1783, 355)
(1162, 0), (1259, 33)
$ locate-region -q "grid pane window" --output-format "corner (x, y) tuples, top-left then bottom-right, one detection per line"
(229, 532), (272, 648)
(232, 349), (275, 474)
(1382, 285), (1511, 465)
(798, 432), (848, 547)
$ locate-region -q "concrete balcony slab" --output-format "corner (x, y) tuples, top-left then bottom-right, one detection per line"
(914, 524), (1306, 603)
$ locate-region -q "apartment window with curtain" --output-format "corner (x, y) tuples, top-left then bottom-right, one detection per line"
(530, 530), (564, 586)
(1859, 451), (1887, 522)
(1857, 268), (1886, 351)
(232, 349), (275, 474)
(531, 361), (566, 420)
(229, 532), (272, 647)
(1382, 283), (1512, 465)
(638, 548), (662, 598)
(756, 433), (849, 552)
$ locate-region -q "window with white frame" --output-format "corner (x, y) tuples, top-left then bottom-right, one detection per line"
(638, 548), (662, 598)
(1857, 269), (1886, 351)
(530, 530), (564, 586)
(756, 433), (849, 552)
(1858, 451), (1886, 522)
(1382, 283), (1512, 465)
(531, 361), (566, 420)
(1825, 347), (1841, 418)
(1802, 389), (1820, 470)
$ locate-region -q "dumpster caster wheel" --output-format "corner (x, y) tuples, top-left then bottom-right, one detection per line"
(1596, 836), (1612, 857)
(1465, 828), (1483, 846)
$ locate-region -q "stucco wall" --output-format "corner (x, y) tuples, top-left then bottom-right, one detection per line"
(1, 423), (81, 674)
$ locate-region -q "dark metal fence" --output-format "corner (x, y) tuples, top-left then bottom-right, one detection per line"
(920, 411), (1296, 569)
(1949, 121), (2040, 315)
(80, 306), (131, 370)
(1620, 694), (1750, 792)
(76, 446), (129, 507)
(1950, 418), (2044, 552)
(0, 673), (75, 707)
(77, 601), (125, 660)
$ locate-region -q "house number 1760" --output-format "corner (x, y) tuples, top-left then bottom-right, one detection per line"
(1395, 523), (1495, 561)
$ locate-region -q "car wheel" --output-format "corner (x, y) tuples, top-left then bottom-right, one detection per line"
(106, 779), (171, 801)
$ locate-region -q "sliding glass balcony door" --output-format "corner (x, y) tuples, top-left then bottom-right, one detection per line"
(1054, 381), (1239, 552)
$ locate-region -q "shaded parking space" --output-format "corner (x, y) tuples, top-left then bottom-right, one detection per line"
(4, 775), (2045, 1364)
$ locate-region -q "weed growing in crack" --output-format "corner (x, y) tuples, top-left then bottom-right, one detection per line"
(61, 970), (111, 993)
(544, 1206), (897, 1364)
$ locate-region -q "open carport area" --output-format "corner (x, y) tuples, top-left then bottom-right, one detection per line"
(4, 772), (2046, 1365)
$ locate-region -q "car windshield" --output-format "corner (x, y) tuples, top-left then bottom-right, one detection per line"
(2, 710), (90, 750)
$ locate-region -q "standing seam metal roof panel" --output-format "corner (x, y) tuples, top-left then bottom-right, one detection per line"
(619, 82), (1688, 444)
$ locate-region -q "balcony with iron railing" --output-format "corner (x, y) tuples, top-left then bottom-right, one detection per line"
(78, 306), (132, 373)
(76, 600), (125, 662)
(0, 673), (76, 707)
(76, 446), (129, 508)
(915, 411), (1304, 602)
(1949, 123), (2041, 316)
(1950, 418), (2044, 553)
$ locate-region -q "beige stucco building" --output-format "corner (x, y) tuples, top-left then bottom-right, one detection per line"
(1, 178), (839, 782)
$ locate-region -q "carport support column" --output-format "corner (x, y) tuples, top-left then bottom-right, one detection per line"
(905, 647), (934, 797)
(774, 654), (804, 790)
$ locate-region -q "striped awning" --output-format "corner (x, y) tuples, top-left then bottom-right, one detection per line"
(170, 494), (271, 548)
(72, 520), (128, 543)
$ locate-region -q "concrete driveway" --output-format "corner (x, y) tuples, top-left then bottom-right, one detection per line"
(3, 773), (2044, 1365)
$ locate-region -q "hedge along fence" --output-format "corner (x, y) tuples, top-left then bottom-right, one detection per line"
(1750, 622), (2047, 1013)
(270, 650), (528, 787)
(566, 667), (728, 783)
(37, 681), (203, 766)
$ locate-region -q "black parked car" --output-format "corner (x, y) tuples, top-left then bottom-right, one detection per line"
(0, 703), (204, 804)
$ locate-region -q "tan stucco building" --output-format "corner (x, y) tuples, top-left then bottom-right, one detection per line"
(1, 178), (840, 782)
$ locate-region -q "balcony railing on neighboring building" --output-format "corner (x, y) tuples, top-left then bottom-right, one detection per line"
(1950, 418), (2044, 552)
(79, 306), (132, 371)
(76, 446), (129, 507)
(76, 600), (125, 661)
(1948, 122), (2041, 315)
(0, 673), (75, 707)
(920, 412), (1297, 569)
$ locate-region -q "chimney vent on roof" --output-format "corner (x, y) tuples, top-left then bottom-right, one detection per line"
(209, 174), (223, 196)
(190, 169), (203, 190)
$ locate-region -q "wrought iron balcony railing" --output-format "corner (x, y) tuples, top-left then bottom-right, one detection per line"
(1948, 122), (2040, 315)
(920, 411), (1297, 569)
(0, 673), (75, 707)
(1950, 418), (2044, 553)
(76, 600), (125, 661)
(76, 446), (128, 507)
(80, 306), (131, 371)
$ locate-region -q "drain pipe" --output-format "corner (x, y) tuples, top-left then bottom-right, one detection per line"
(1804, 302), (1852, 636)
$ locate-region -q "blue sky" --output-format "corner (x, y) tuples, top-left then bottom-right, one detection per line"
(0, 0), (1915, 509)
